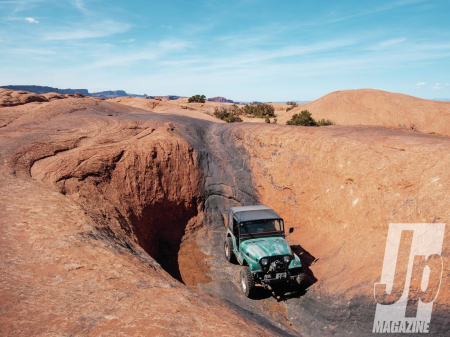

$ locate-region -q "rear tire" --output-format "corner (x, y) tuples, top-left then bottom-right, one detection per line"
(224, 237), (236, 263)
(240, 266), (255, 298)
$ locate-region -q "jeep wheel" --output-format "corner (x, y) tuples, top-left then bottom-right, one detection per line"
(240, 266), (255, 298)
(224, 237), (237, 263)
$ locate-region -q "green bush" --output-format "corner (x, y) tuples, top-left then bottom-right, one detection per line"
(286, 110), (335, 127)
(212, 102), (278, 122)
(316, 118), (335, 126)
(188, 94), (206, 103)
(285, 102), (298, 112)
(287, 110), (316, 126)
(241, 103), (275, 118)
(213, 106), (243, 123)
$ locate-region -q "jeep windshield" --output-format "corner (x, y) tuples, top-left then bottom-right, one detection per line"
(239, 219), (284, 237)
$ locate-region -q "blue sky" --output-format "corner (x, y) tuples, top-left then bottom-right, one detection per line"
(0, 0), (449, 101)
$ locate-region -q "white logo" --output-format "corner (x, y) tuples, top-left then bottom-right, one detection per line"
(373, 223), (445, 334)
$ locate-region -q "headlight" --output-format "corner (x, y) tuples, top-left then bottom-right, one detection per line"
(283, 255), (291, 264)
(260, 258), (269, 266)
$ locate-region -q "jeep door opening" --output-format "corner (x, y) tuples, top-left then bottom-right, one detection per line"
(224, 205), (305, 298)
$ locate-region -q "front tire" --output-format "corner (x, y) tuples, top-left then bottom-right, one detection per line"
(224, 237), (236, 263)
(240, 266), (255, 298)
(296, 272), (305, 287)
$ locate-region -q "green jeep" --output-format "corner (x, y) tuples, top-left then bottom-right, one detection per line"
(224, 205), (305, 298)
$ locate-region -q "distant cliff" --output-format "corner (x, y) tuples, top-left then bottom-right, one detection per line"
(0, 85), (89, 96)
(90, 90), (148, 98)
(207, 96), (233, 103)
(0, 85), (149, 98)
(150, 95), (185, 100)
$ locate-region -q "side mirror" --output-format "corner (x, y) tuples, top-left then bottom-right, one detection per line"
(289, 227), (294, 234)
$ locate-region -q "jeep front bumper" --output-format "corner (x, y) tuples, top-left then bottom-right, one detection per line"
(261, 273), (299, 284)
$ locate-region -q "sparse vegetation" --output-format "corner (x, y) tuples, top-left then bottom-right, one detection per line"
(240, 103), (275, 118)
(286, 102), (298, 112)
(212, 103), (276, 122)
(316, 118), (335, 126)
(286, 110), (335, 126)
(188, 94), (206, 103)
(213, 105), (243, 123)
(428, 132), (449, 137)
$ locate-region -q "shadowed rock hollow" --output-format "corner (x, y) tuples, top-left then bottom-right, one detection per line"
(1, 93), (450, 336)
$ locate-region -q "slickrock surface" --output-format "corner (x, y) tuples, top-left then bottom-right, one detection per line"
(226, 124), (450, 335)
(276, 89), (450, 135)
(110, 96), (227, 122)
(1, 91), (450, 336)
(0, 97), (283, 336)
(0, 88), (71, 107)
(112, 89), (450, 137)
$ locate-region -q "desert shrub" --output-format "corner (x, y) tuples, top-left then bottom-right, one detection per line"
(286, 102), (298, 112)
(316, 118), (335, 126)
(241, 103), (275, 118)
(286, 110), (335, 127)
(213, 106), (243, 123)
(287, 110), (317, 126)
(213, 103), (275, 121)
(286, 110), (335, 126)
(188, 94), (206, 103)
(265, 116), (271, 123)
(273, 118), (277, 124)
(286, 101), (297, 105)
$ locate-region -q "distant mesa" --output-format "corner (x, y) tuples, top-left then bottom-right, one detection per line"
(90, 90), (146, 98)
(1, 85), (89, 96)
(0, 85), (148, 98)
(207, 96), (234, 103)
(149, 95), (186, 101)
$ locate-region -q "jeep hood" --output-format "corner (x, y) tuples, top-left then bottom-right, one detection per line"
(240, 237), (292, 261)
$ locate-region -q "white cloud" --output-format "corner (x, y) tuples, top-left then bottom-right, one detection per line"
(25, 17), (38, 23)
(379, 38), (406, 48)
(83, 39), (189, 68)
(432, 83), (443, 90)
(416, 82), (426, 87)
(42, 20), (131, 40)
(368, 38), (407, 51)
(70, 0), (89, 14)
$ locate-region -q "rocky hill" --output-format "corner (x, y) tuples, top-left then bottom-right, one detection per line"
(276, 89), (450, 135)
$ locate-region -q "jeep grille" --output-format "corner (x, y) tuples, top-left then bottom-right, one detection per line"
(264, 255), (285, 265)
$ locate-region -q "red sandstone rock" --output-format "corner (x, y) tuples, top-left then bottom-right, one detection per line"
(0, 96), (278, 336)
(2, 89), (450, 336)
(276, 89), (450, 135)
